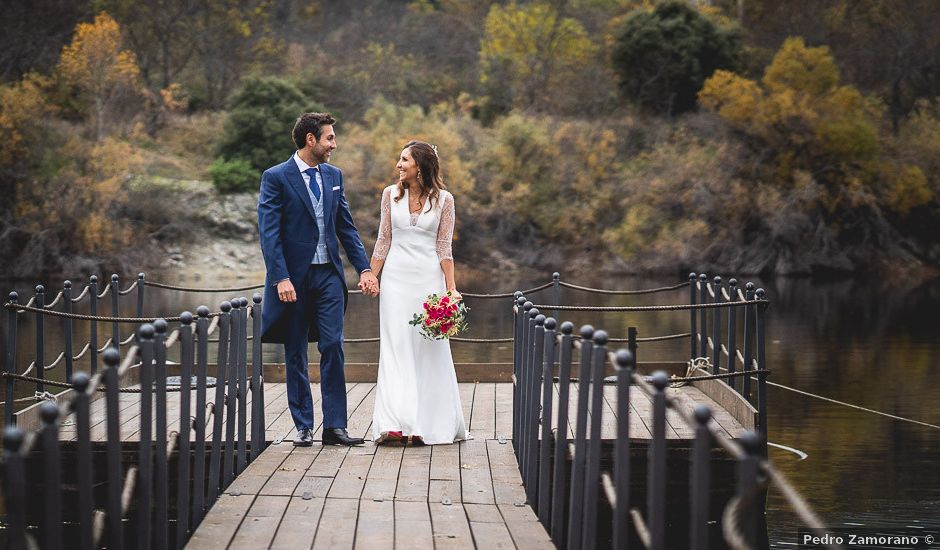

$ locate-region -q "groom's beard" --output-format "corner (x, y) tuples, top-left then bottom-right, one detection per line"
(312, 144), (333, 165)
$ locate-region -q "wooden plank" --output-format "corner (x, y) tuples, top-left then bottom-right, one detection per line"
(308, 445), (349, 478)
(260, 446), (320, 496)
(327, 446), (376, 500)
(486, 439), (527, 506)
(395, 445), (432, 502)
(293, 475), (334, 499)
(494, 382), (513, 440)
(345, 383), (375, 441)
(228, 494), (290, 548)
(497, 503), (554, 548)
(361, 444), (404, 502)
(428, 502), (474, 549)
(459, 437), (495, 505)
(186, 493), (255, 549)
(269, 496), (325, 549)
(394, 501), (434, 549)
(603, 385), (652, 440)
(468, 520), (515, 549)
(630, 387), (679, 439)
(428, 443), (461, 504)
(312, 498), (359, 550)
(459, 383), (475, 431)
(690, 367), (758, 431)
(354, 499), (395, 549)
(683, 385), (742, 438)
(470, 382), (496, 440)
(464, 503), (504, 523)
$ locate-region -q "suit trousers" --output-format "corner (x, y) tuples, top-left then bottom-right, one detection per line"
(283, 263), (347, 430)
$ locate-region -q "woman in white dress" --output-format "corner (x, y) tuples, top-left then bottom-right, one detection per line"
(369, 140), (468, 445)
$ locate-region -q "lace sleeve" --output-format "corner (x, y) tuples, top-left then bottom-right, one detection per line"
(372, 187), (392, 261)
(436, 192), (455, 262)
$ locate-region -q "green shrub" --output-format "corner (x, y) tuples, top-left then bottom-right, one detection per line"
(209, 157), (257, 194)
(216, 76), (323, 172)
(612, 1), (740, 115)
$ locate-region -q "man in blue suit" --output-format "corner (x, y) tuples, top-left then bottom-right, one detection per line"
(257, 112), (379, 446)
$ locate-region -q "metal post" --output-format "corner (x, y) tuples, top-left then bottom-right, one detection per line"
(511, 293), (524, 456)
(690, 406), (712, 550)
(514, 299), (532, 461)
(64, 280), (74, 383)
(550, 321), (575, 544)
(208, 302), (232, 504)
(566, 325), (594, 550)
(34, 284), (45, 393)
(111, 274), (120, 354)
(699, 274), (708, 358)
(137, 324), (155, 550)
(524, 312), (545, 505)
(237, 297), (248, 473)
(251, 294), (264, 461)
(40, 401), (63, 550)
(73, 371), (94, 550)
(224, 299), (241, 487)
(538, 317), (557, 526)
(103, 348), (123, 550)
(581, 330), (608, 550)
(689, 273), (697, 361)
(177, 312), (194, 547)
(89, 275), (99, 374)
(519, 305), (536, 478)
(613, 349), (634, 550)
(551, 272), (560, 321)
(712, 276), (722, 375)
(153, 319), (169, 550)
(727, 279), (738, 393)
(2, 427), (27, 550)
(742, 283), (755, 400)
(5, 292), (18, 427)
(735, 432), (761, 547)
(648, 371), (668, 550)
(628, 326), (638, 360)
(137, 272), (146, 317)
(755, 289), (768, 457)
(193, 306), (210, 522)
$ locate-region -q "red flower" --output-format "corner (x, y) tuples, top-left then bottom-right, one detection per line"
(440, 322), (452, 333)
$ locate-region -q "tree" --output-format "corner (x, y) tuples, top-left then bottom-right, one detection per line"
(612, 1), (740, 115)
(479, 1), (597, 111)
(699, 37), (881, 189)
(56, 12), (142, 140)
(216, 76), (320, 172)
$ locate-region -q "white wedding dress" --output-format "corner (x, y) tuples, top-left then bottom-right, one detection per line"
(371, 184), (468, 445)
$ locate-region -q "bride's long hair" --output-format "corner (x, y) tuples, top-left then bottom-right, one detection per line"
(395, 140), (446, 213)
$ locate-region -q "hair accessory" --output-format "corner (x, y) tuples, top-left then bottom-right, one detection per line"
(430, 144), (438, 156)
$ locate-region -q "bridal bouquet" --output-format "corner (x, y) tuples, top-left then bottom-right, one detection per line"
(409, 292), (469, 340)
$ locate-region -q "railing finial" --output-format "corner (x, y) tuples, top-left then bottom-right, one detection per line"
(181, 311), (194, 325)
(593, 330), (608, 346)
(103, 347), (120, 368)
(560, 321), (574, 335)
(40, 400), (59, 424)
(544, 317), (557, 330)
(72, 371), (91, 394)
(197, 305), (210, 317)
(153, 319), (168, 334)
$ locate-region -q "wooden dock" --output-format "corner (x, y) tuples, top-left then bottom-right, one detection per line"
(173, 380), (744, 549)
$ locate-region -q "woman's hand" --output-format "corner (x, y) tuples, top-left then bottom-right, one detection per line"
(447, 289), (462, 302)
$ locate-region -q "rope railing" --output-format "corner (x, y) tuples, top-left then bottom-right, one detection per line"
(71, 285), (91, 302)
(97, 284), (110, 299)
(43, 291), (65, 308)
(559, 280), (690, 295)
(117, 280), (139, 295)
(3, 302), (220, 323)
(532, 299), (767, 312)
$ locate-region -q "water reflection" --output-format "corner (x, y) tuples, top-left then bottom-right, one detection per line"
(3, 272), (940, 543)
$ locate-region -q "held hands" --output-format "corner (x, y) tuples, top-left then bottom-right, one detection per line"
(277, 279), (297, 303)
(359, 271), (380, 297)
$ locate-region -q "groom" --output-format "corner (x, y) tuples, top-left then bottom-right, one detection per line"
(258, 112), (379, 447)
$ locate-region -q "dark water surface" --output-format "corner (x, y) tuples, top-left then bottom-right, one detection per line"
(3, 271), (940, 545)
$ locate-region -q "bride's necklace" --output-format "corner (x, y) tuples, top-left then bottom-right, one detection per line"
(408, 190), (426, 214)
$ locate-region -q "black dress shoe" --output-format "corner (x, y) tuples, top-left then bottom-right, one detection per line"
(322, 428), (365, 446)
(293, 428), (313, 447)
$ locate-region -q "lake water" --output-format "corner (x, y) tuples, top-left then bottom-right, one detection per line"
(3, 271), (940, 545)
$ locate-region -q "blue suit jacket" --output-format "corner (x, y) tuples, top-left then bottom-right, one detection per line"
(257, 156), (371, 343)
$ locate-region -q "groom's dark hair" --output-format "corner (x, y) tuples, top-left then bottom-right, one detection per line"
(292, 112), (337, 149)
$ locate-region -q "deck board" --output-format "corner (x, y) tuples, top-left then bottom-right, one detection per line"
(176, 380), (744, 548)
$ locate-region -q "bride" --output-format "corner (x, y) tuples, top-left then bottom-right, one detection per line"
(369, 140), (468, 445)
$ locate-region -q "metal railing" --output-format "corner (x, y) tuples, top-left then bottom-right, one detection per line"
(511, 280), (833, 550)
(1, 296), (264, 549)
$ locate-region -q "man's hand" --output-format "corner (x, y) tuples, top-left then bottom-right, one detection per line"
(277, 279), (297, 302)
(358, 271), (380, 297)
